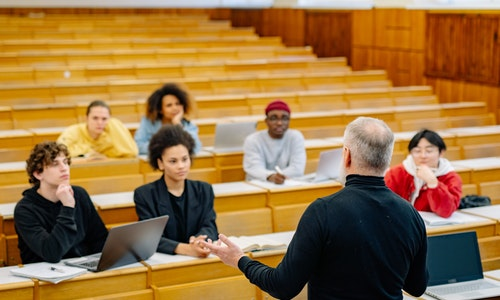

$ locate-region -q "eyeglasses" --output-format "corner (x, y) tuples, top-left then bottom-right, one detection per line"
(410, 147), (439, 156)
(267, 116), (290, 123)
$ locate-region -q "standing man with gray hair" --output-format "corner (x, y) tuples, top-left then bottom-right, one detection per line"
(203, 117), (428, 299)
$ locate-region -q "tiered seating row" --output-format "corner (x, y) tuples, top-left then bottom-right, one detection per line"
(0, 36), (285, 52)
(0, 14), (225, 31)
(0, 70), (391, 106)
(0, 27), (258, 40)
(0, 46), (317, 67)
(0, 56), (347, 84)
(1, 125), (499, 193)
(0, 84), (425, 131)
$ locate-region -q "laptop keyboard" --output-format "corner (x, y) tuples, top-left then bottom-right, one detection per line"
(79, 258), (99, 269)
(428, 280), (499, 295)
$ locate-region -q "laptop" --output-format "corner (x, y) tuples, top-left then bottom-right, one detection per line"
(64, 216), (168, 272)
(213, 121), (257, 153)
(297, 148), (343, 183)
(425, 231), (500, 300)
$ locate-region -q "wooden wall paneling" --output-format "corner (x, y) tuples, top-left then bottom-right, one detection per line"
(304, 11), (352, 62)
(425, 14), (466, 80)
(374, 9), (412, 50)
(369, 9), (426, 86)
(463, 14), (500, 85)
(261, 8), (305, 47)
(229, 9), (263, 33)
(351, 10), (374, 71)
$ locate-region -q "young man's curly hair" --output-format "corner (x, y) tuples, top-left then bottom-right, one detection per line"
(26, 141), (71, 186)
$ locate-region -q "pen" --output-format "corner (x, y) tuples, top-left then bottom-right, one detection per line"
(274, 166), (284, 175)
(50, 266), (65, 273)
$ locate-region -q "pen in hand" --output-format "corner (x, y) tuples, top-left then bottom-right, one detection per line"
(274, 166), (284, 175)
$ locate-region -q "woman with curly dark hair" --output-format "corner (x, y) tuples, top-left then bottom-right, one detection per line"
(134, 125), (217, 258)
(134, 83), (201, 155)
(14, 141), (108, 264)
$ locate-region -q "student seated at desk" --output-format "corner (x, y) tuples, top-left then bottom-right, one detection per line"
(57, 100), (138, 159)
(243, 99), (306, 184)
(134, 83), (201, 155)
(14, 141), (108, 264)
(133, 125), (217, 258)
(385, 129), (462, 218)
(203, 117), (428, 299)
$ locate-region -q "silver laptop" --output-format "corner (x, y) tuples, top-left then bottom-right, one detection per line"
(65, 216), (168, 272)
(213, 121), (257, 153)
(425, 231), (500, 300)
(297, 148), (343, 182)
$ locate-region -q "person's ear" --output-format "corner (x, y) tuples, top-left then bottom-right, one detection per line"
(33, 170), (43, 181)
(157, 158), (164, 171)
(343, 146), (352, 168)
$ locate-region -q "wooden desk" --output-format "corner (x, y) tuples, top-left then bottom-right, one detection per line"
(213, 181), (271, 236)
(462, 205), (500, 235)
(0, 161), (26, 186)
(143, 231), (298, 300)
(28, 127), (66, 145)
(36, 263), (149, 300)
(249, 180), (342, 232)
(250, 180), (342, 207)
(444, 125), (500, 145)
(71, 157), (140, 178)
(0, 129), (33, 162)
(91, 191), (137, 225)
(452, 157), (500, 183)
(213, 181), (267, 212)
(211, 150), (245, 183)
(0, 203), (20, 266)
(0, 265), (35, 300)
(424, 211), (497, 238)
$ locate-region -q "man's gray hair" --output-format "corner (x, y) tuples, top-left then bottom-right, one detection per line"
(343, 117), (394, 175)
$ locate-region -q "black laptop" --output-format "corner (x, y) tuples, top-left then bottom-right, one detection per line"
(425, 231), (500, 300)
(65, 216), (168, 272)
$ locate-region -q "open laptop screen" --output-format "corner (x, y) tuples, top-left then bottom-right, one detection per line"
(213, 121), (257, 153)
(427, 231), (484, 286)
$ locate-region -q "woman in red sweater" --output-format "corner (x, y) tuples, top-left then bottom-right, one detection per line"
(385, 129), (462, 218)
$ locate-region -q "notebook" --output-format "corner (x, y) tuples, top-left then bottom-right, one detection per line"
(213, 121), (257, 153)
(64, 216), (168, 272)
(425, 231), (500, 300)
(296, 148), (343, 183)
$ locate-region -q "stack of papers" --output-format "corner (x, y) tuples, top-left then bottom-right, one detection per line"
(418, 211), (479, 226)
(10, 262), (87, 284)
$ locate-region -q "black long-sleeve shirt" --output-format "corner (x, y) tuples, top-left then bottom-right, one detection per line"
(238, 175), (428, 299)
(14, 186), (108, 264)
(133, 177), (218, 254)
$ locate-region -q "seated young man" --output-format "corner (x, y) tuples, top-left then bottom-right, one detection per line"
(14, 141), (108, 264)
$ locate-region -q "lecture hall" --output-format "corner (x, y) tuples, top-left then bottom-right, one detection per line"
(0, 0), (500, 299)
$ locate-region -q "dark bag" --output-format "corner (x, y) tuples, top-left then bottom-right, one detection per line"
(459, 194), (492, 209)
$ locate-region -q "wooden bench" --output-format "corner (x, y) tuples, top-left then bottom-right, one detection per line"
(0, 71), (389, 106)
(0, 36), (284, 52)
(0, 56), (350, 84)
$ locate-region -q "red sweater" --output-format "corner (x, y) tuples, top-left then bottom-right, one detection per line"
(384, 164), (462, 218)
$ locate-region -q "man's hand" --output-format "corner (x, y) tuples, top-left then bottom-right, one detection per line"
(201, 234), (246, 268)
(56, 184), (75, 208)
(267, 173), (286, 184)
